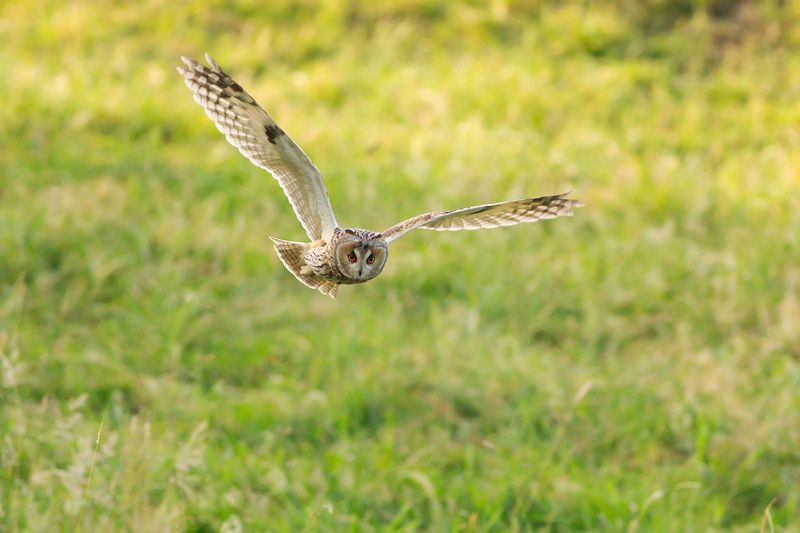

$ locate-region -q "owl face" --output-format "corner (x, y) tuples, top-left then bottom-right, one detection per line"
(334, 230), (388, 282)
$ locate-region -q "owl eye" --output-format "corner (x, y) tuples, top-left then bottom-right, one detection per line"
(366, 255), (376, 265)
(347, 253), (357, 263)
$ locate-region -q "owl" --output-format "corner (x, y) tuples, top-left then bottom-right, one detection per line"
(178, 54), (582, 298)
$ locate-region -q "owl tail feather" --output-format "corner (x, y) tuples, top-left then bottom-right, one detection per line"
(269, 237), (339, 299)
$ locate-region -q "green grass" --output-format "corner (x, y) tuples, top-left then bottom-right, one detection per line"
(2, 0), (800, 530)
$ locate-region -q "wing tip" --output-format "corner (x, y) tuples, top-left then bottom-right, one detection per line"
(178, 54), (222, 75)
(555, 190), (585, 210)
(204, 52), (220, 71)
(179, 55), (201, 71)
(178, 56), (202, 78)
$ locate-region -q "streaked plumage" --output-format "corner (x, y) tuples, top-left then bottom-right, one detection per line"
(178, 54), (583, 298)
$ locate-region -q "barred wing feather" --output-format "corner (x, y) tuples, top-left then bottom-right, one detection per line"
(177, 54), (338, 241)
(381, 192), (582, 243)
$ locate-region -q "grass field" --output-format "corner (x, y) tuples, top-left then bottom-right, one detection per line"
(2, 0), (800, 530)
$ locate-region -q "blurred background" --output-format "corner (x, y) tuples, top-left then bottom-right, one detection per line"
(2, 0), (800, 530)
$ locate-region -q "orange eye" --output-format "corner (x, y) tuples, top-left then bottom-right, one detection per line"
(347, 253), (357, 263)
(366, 255), (375, 265)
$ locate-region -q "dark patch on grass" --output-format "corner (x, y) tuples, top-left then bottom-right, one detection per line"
(184, 519), (216, 533)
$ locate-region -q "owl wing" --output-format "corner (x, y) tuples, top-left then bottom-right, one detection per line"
(177, 54), (338, 241)
(381, 192), (582, 243)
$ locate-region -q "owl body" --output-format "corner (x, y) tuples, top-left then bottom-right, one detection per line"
(272, 227), (388, 297)
(179, 54), (583, 298)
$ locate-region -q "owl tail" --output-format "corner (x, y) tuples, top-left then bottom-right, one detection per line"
(269, 237), (339, 299)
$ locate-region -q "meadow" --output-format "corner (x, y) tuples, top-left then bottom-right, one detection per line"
(2, 0), (800, 530)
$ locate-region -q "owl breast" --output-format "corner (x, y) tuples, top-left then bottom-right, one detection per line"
(301, 244), (334, 277)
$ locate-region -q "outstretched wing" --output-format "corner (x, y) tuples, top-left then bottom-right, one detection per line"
(177, 54), (338, 241)
(381, 192), (582, 243)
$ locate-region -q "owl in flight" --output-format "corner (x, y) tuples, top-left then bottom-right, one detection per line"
(178, 54), (582, 298)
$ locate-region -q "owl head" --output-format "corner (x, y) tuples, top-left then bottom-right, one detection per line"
(334, 228), (388, 282)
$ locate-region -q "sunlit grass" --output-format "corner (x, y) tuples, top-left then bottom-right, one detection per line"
(2, 0), (800, 530)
